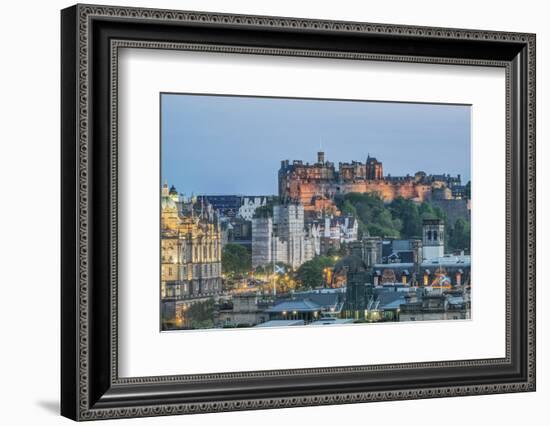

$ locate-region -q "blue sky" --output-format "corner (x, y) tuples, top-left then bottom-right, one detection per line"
(161, 94), (471, 196)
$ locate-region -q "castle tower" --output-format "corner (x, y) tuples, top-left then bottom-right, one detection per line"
(317, 151), (325, 164)
(365, 155), (383, 180)
(422, 219), (445, 260)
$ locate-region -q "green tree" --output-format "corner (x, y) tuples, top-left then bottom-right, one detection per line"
(336, 192), (464, 245)
(341, 200), (358, 217)
(186, 299), (215, 329)
(389, 197), (421, 238)
(295, 256), (336, 289)
(222, 243), (251, 276)
(448, 218), (471, 252)
(336, 193), (401, 238)
(418, 202), (436, 219)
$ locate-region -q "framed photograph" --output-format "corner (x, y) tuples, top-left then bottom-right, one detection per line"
(61, 4), (536, 421)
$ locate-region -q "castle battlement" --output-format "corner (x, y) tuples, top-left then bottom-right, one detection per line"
(278, 152), (462, 210)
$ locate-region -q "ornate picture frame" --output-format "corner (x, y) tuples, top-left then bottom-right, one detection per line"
(61, 4), (535, 420)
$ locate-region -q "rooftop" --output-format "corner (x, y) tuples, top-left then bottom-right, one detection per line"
(421, 255), (471, 267)
(255, 320), (305, 328)
(265, 299), (322, 313)
(310, 318), (355, 326)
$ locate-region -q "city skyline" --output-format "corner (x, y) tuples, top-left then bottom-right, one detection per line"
(161, 93), (471, 196)
(160, 93), (472, 332)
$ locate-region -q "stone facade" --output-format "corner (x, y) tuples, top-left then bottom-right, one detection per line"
(160, 183), (223, 304)
(399, 290), (471, 321)
(251, 204), (319, 269)
(251, 217), (272, 268)
(278, 152), (463, 209)
(216, 294), (270, 327)
(422, 218), (445, 260)
(237, 196), (269, 220)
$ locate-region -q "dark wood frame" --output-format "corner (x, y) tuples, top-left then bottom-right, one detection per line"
(61, 4), (536, 421)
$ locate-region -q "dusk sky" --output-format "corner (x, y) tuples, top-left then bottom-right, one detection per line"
(161, 94), (471, 196)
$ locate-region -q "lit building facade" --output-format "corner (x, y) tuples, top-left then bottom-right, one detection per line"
(278, 151), (463, 210)
(160, 183), (223, 328)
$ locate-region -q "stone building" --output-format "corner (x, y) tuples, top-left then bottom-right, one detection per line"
(323, 215), (358, 242)
(278, 151), (463, 210)
(309, 214), (358, 254)
(221, 217), (252, 250)
(195, 195), (273, 220)
(335, 255), (374, 320)
(422, 218), (445, 260)
(420, 254), (471, 288)
(195, 195), (241, 218)
(160, 183), (223, 328)
(216, 294), (270, 327)
(399, 288), (471, 322)
(237, 196), (270, 220)
(251, 203), (319, 269)
(273, 204), (308, 268)
(348, 236), (383, 269)
(251, 217), (272, 268)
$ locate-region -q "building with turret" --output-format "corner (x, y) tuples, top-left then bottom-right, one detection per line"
(160, 182), (223, 329)
(278, 151), (463, 211)
(422, 218), (445, 260)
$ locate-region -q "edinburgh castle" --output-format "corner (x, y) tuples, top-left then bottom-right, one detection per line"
(278, 151), (465, 212)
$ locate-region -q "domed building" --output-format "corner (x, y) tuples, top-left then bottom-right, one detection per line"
(160, 182), (223, 330)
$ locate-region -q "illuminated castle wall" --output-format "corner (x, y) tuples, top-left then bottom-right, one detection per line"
(278, 152), (462, 210)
